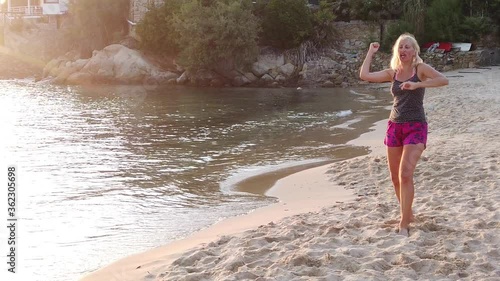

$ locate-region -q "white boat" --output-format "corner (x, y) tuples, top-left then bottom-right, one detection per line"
(452, 43), (472, 51)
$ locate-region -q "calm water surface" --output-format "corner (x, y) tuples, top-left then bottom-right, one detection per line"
(1, 80), (389, 281)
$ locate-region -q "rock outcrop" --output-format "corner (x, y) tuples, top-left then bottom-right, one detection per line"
(43, 44), (179, 85)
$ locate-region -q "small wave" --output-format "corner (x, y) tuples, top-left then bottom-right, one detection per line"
(330, 117), (364, 130)
(337, 110), (353, 117)
(158, 167), (191, 173)
(220, 159), (328, 195)
(200, 156), (213, 162)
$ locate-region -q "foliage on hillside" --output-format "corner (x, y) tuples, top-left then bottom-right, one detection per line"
(381, 0), (500, 48)
(136, 0), (337, 71)
(135, 0), (183, 55)
(259, 0), (314, 49)
(330, 0), (402, 21)
(172, 0), (260, 71)
(68, 0), (499, 70)
(258, 0), (337, 49)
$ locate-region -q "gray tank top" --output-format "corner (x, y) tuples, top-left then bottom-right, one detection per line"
(389, 67), (426, 123)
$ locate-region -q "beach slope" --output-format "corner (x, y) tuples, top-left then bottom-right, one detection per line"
(81, 67), (500, 281)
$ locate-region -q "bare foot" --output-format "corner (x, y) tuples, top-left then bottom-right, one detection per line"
(397, 227), (409, 237)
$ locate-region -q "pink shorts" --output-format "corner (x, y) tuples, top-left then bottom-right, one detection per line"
(384, 121), (428, 148)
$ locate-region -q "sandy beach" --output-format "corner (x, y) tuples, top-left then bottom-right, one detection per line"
(80, 66), (500, 281)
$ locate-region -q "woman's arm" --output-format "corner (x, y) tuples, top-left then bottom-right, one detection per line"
(359, 42), (392, 83)
(401, 63), (449, 90)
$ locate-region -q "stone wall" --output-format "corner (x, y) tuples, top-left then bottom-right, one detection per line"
(424, 49), (500, 71)
(333, 20), (381, 54)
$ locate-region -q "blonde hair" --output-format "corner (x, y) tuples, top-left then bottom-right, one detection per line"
(390, 33), (423, 70)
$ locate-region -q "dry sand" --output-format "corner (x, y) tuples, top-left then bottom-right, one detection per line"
(80, 67), (500, 281)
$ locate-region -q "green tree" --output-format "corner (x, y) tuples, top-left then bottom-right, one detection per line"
(492, 0), (500, 41)
(173, 0), (260, 70)
(136, 0), (183, 55)
(66, 0), (130, 57)
(460, 16), (494, 43)
(260, 0), (314, 49)
(402, 0), (425, 39)
(328, 0), (404, 22)
(379, 0), (426, 49)
(382, 20), (415, 51)
(311, 0), (337, 47)
(425, 0), (463, 42)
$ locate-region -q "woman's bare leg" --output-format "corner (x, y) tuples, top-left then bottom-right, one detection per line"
(387, 146), (403, 201)
(398, 143), (425, 234)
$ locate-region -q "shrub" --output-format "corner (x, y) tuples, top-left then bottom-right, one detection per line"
(382, 20), (415, 51)
(402, 0), (425, 39)
(135, 0), (183, 55)
(493, 0), (500, 42)
(172, 0), (260, 71)
(460, 16), (494, 43)
(424, 0), (463, 42)
(260, 0), (314, 49)
(348, 0), (402, 22)
(311, 0), (337, 47)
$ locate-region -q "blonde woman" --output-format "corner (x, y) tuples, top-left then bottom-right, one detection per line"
(359, 33), (448, 236)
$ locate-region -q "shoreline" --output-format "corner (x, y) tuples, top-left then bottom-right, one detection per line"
(235, 101), (390, 197)
(79, 104), (390, 281)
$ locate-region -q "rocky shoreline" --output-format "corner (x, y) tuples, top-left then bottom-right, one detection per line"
(2, 43), (497, 88)
(39, 43), (366, 88)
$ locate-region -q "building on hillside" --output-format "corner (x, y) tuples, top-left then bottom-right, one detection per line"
(41, 0), (68, 15)
(3, 0), (43, 18)
(1, 0), (68, 18)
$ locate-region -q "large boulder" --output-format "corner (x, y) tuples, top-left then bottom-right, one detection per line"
(51, 59), (88, 84)
(278, 63), (296, 77)
(82, 44), (153, 83)
(45, 44), (179, 85)
(251, 47), (285, 77)
(298, 56), (342, 86)
(260, 74), (275, 84)
(232, 75), (251, 87)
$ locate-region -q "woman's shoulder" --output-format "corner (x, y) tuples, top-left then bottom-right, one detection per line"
(416, 62), (441, 81)
(415, 62), (431, 76)
(416, 62), (433, 71)
(385, 68), (396, 81)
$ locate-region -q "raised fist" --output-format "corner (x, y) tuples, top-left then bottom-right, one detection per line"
(369, 42), (380, 54)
